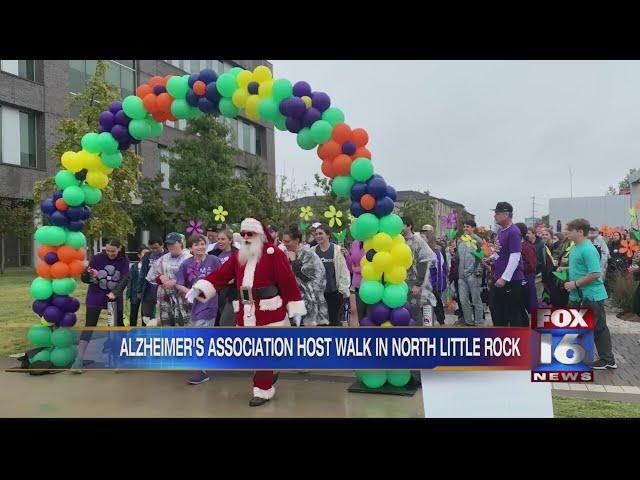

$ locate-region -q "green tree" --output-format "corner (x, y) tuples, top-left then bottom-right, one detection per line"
(400, 194), (435, 233)
(541, 214), (549, 226)
(33, 60), (142, 252)
(0, 199), (35, 274)
(313, 173), (350, 223)
(125, 173), (168, 231)
(607, 168), (638, 195)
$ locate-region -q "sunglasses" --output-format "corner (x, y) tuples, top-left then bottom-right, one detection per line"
(240, 231), (256, 238)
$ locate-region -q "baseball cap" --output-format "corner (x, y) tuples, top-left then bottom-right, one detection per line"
(310, 222), (322, 229)
(165, 232), (183, 244)
(420, 224), (434, 232)
(492, 202), (513, 213)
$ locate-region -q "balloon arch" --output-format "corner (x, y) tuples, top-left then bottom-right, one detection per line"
(27, 64), (414, 388)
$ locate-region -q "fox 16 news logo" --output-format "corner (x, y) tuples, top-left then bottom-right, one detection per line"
(531, 308), (595, 382)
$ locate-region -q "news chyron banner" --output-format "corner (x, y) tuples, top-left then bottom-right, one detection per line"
(74, 307), (594, 381)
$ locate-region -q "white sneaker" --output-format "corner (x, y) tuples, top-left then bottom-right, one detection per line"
(145, 318), (158, 327)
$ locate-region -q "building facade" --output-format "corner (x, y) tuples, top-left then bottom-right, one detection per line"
(549, 194), (630, 233)
(0, 59), (275, 267)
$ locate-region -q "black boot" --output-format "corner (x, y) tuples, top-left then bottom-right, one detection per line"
(249, 396), (271, 407)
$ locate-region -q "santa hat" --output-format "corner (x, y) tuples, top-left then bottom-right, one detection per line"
(241, 217), (275, 243)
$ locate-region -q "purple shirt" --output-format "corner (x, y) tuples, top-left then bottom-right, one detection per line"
(493, 223), (524, 282)
(349, 241), (364, 289)
(176, 255), (221, 320)
(86, 253), (130, 310)
(216, 249), (233, 265)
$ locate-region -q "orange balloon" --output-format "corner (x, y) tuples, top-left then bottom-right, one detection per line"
(69, 259), (86, 276)
(333, 154), (353, 176)
(75, 248), (85, 261)
(149, 76), (164, 87)
(332, 123), (352, 144)
(157, 93), (173, 111)
(321, 160), (337, 178)
(50, 262), (70, 279)
(352, 147), (372, 160)
(36, 262), (52, 279)
(152, 111), (165, 122)
(57, 245), (77, 264)
(352, 128), (369, 147)
(166, 112), (177, 122)
(317, 140), (342, 162)
(193, 81), (206, 96)
(38, 246), (57, 261)
(55, 198), (68, 211)
(143, 93), (158, 113)
(361, 194), (376, 211)
(136, 84), (152, 99)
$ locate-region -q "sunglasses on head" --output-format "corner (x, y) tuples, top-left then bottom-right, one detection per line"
(240, 231), (256, 238)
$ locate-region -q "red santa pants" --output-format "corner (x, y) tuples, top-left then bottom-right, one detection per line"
(251, 317), (289, 399)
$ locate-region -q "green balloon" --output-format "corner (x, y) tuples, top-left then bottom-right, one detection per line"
(331, 175), (355, 197)
(216, 74), (237, 98)
(218, 98), (238, 118)
(387, 370), (411, 387)
(272, 79), (293, 101)
(171, 99), (191, 119)
(166, 76), (189, 100)
(297, 128), (317, 150)
(310, 120), (333, 144)
(51, 328), (76, 349)
(350, 213), (380, 241)
(379, 214), (404, 236)
(101, 151), (123, 169)
(188, 106), (203, 118)
(359, 280), (385, 305)
(122, 95), (147, 120)
(273, 113), (287, 131)
(258, 99), (279, 121)
(382, 283), (407, 309)
(65, 231), (86, 249)
(97, 132), (119, 154)
(81, 185), (102, 205)
(55, 169), (79, 189)
(129, 118), (151, 140)
(52, 278), (77, 296)
(229, 67), (244, 78)
(400, 282), (409, 296)
(50, 346), (77, 367)
(359, 371), (387, 389)
(81, 132), (101, 153)
(322, 107), (345, 126)
(62, 185), (86, 207)
(350, 157), (374, 182)
(30, 348), (52, 363)
(35, 226), (66, 246)
(28, 324), (52, 348)
(30, 277), (53, 300)
(146, 118), (164, 137)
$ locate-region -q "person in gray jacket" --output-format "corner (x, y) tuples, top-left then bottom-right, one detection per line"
(456, 220), (485, 326)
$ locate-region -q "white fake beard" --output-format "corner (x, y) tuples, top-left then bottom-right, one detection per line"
(238, 236), (264, 265)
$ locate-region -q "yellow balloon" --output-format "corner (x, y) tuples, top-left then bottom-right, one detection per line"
(252, 65), (272, 83)
(372, 232), (393, 252)
(363, 239), (374, 252)
(236, 70), (252, 88)
(385, 265), (408, 284)
(392, 234), (405, 245)
(373, 251), (393, 273)
(245, 95), (261, 118)
(61, 151), (83, 173)
(362, 261), (382, 281)
(391, 243), (413, 269)
(258, 80), (273, 99)
(381, 321), (393, 328)
(301, 96), (312, 109)
(86, 170), (109, 190)
(232, 88), (249, 108)
(40, 318), (55, 327)
(79, 150), (103, 171)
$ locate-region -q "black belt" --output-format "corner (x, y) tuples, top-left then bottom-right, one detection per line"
(251, 285), (279, 299)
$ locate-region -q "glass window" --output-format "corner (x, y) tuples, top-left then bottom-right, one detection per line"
(217, 61), (224, 75)
(159, 146), (171, 189)
(178, 60), (185, 71)
(120, 66), (135, 98)
(233, 167), (247, 179)
(243, 122), (251, 153)
(18, 60), (35, 81)
(105, 62), (120, 88)
(114, 60), (135, 68)
(191, 60), (200, 74)
(69, 60), (85, 93)
(19, 111), (37, 168)
(255, 128), (262, 156)
(85, 60), (97, 78)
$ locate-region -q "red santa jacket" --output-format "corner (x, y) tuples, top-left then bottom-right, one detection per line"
(194, 243), (306, 326)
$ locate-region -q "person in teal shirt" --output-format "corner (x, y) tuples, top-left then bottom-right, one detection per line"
(564, 218), (616, 370)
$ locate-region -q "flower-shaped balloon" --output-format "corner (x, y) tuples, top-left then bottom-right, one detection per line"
(441, 212), (458, 230)
(133, 76), (176, 123)
(348, 213), (356, 225)
(600, 225), (611, 237)
(299, 206), (313, 221)
(280, 81), (332, 134)
(232, 65), (273, 121)
(478, 226), (487, 234)
(323, 205), (343, 228)
(334, 230), (347, 243)
(620, 239), (640, 258)
(213, 205), (228, 222)
(186, 220), (203, 235)
(186, 69), (220, 114)
(317, 123), (371, 178)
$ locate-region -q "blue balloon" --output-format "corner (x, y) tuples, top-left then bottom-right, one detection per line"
(75, 170), (87, 181)
(67, 297), (80, 313)
(199, 69), (218, 84)
(152, 85), (166, 96)
(366, 249), (376, 262)
(186, 90), (199, 107)
(350, 183), (367, 202)
(49, 211), (69, 227)
(67, 206), (84, 221)
(367, 176), (388, 199)
(44, 252), (58, 265)
(68, 220), (85, 231)
(387, 185), (397, 202)
(205, 82), (221, 102)
(41, 198), (56, 215)
(374, 196), (395, 217)
(82, 206), (92, 220)
(350, 201), (365, 217)
(198, 97), (218, 113)
(188, 73), (200, 88)
(53, 189), (63, 201)
(302, 108), (322, 128)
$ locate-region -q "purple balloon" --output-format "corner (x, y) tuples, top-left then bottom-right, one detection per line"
(285, 116), (303, 134)
(404, 302), (411, 311)
(153, 85), (166, 95)
(44, 252), (58, 265)
(118, 139), (132, 151)
(293, 81), (312, 98)
(387, 185), (397, 202)
(68, 220), (85, 231)
(198, 97), (218, 113)
(43, 306), (63, 324)
(61, 312), (77, 328)
(279, 98), (293, 116)
(287, 97), (307, 119)
(342, 140), (357, 156)
(199, 68), (218, 84)
(247, 82), (259, 95)
(41, 198), (56, 215)
(374, 196), (395, 217)
(114, 110), (131, 127)
(188, 73), (200, 87)
(186, 90), (199, 107)
(391, 307), (411, 326)
(366, 176), (388, 199)
(108, 101), (122, 114)
(99, 111), (115, 131)
(67, 297), (80, 313)
(368, 302), (391, 325)
(49, 211), (69, 227)
(51, 295), (70, 310)
(302, 107), (322, 128)
(408, 319), (417, 326)
(311, 91), (331, 112)
(82, 206), (92, 220)
(67, 206), (84, 221)
(53, 189), (63, 201)
(350, 182), (367, 201)
(359, 316), (375, 326)
(111, 124), (130, 143)
(32, 300), (50, 316)
(205, 82), (221, 102)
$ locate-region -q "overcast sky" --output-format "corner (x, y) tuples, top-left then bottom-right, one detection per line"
(270, 60), (640, 228)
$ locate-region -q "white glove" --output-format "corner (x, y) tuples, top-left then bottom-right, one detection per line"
(186, 287), (202, 304)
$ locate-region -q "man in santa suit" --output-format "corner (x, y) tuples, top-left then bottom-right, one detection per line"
(186, 217), (307, 406)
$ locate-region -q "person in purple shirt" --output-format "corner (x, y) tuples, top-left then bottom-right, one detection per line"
(176, 233), (222, 385)
(484, 202), (527, 326)
(137, 238), (166, 326)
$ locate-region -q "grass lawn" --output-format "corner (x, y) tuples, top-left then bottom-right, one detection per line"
(552, 396), (640, 418)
